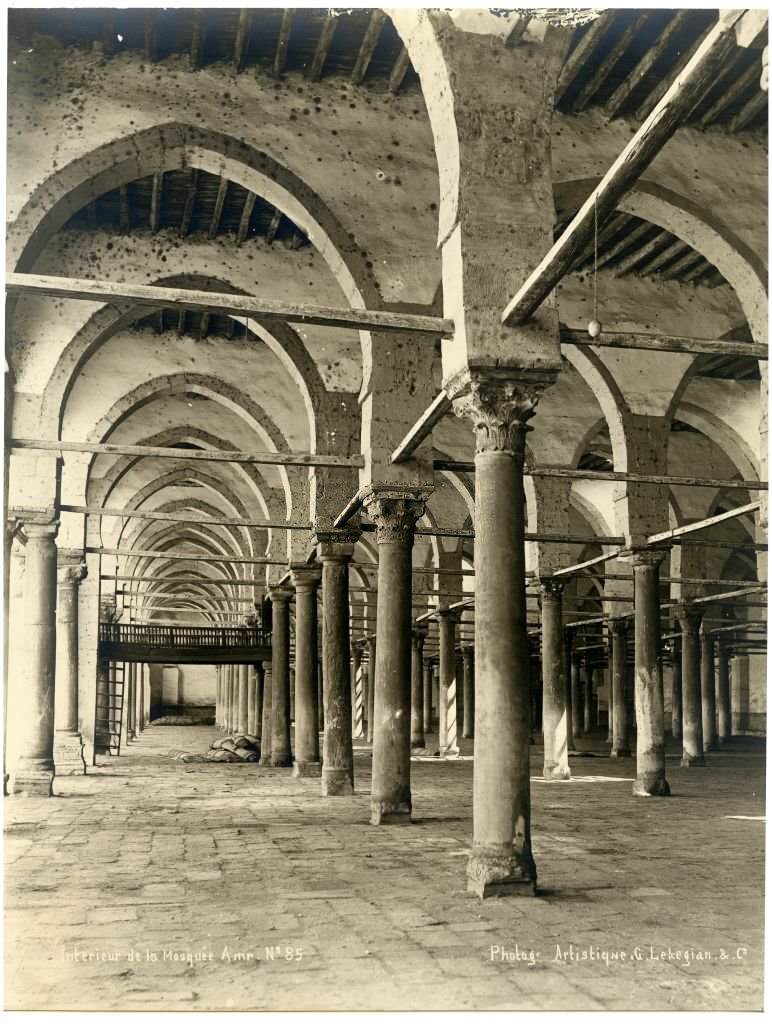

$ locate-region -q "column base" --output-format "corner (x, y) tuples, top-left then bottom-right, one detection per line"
(632, 772), (671, 797)
(680, 753), (706, 767)
(53, 732), (86, 775)
(410, 736), (425, 749)
(543, 762), (571, 781)
(704, 740), (719, 752)
(11, 759), (55, 797)
(466, 844), (536, 899)
(609, 747), (631, 758)
(270, 752), (293, 768)
(292, 761), (321, 779)
(370, 795), (412, 825)
(321, 766), (354, 796)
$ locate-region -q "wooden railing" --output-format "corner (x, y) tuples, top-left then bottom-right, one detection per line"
(99, 622), (271, 648)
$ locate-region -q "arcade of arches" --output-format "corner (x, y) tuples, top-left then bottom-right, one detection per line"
(4, 6), (769, 1013)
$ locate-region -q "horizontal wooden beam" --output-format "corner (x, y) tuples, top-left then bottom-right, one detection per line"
(502, 11), (744, 326)
(12, 438), (364, 469)
(432, 460), (767, 492)
(89, 546), (286, 566)
(61, 504), (312, 531)
(647, 501), (760, 546)
(560, 327), (767, 360)
(391, 391), (451, 464)
(5, 274), (454, 337)
(552, 550), (620, 578)
(105, 575), (262, 588)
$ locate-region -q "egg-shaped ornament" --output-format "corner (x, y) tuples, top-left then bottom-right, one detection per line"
(587, 319), (602, 339)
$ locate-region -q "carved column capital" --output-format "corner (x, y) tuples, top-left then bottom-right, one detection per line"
(674, 603), (703, 634)
(447, 368), (556, 457)
(314, 528), (359, 562)
(361, 486), (430, 545)
(609, 616), (628, 638)
(538, 576), (565, 600)
(290, 565), (322, 591)
(620, 548), (667, 569)
(57, 561), (87, 587)
(268, 586), (294, 605)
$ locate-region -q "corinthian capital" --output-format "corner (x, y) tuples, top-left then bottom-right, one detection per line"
(361, 486), (430, 545)
(447, 368), (556, 457)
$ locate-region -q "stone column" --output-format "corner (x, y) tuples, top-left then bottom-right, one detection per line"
(609, 619), (630, 758)
(254, 662), (264, 740)
(291, 566), (322, 778)
(583, 663), (593, 735)
(701, 632), (718, 752)
(438, 609), (460, 756)
(540, 579), (570, 780)
(247, 666), (257, 736)
(422, 659), (433, 736)
(366, 636), (376, 743)
(259, 660), (273, 763)
(462, 646), (475, 740)
(226, 665), (235, 733)
(11, 518), (59, 796)
(363, 489), (427, 824)
(237, 663), (249, 736)
(628, 551), (669, 796)
(215, 666), (222, 728)
(677, 606), (704, 766)
(717, 639), (732, 743)
(317, 655), (324, 733)
(671, 637), (682, 739)
(54, 555), (87, 774)
(564, 630), (574, 755)
(318, 532), (356, 795)
(126, 662), (136, 741)
(410, 627), (426, 748)
(570, 653), (583, 742)
(269, 587), (293, 767)
(452, 373), (551, 896)
(289, 667), (296, 723)
(455, 654), (465, 739)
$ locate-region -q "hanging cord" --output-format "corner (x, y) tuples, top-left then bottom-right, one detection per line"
(593, 195), (599, 325)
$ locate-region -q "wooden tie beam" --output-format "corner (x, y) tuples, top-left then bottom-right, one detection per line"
(90, 546), (287, 566)
(5, 273), (454, 337)
(61, 504), (311, 531)
(502, 10), (745, 325)
(560, 327), (767, 361)
(12, 438), (364, 469)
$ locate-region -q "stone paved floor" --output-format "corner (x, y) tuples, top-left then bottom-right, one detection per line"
(4, 725), (766, 1011)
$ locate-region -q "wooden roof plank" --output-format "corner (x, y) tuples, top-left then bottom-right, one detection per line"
(351, 9), (386, 85)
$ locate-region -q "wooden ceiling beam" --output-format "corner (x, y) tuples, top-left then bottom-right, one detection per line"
(699, 57), (759, 126)
(119, 185), (130, 233)
(569, 212), (628, 271)
(179, 169), (198, 238)
(604, 9), (690, 118)
(560, 328), (767, 361)
(149, 171), (162, 233)
(636, 18), (719, 122)
(499, 12), (745, 323)
(5, 273), (455, 336)
(572, 12), (649, 113)
(86, 201), (98, 229)
(505, 16), (531, 48)
(155, 310), (164, 335)
(274, 9), (294, 77)
(389, 46), (410, 93)
(660, 249), (705, 282)
(307, 13), (337, 81)
(102, 11), (115, 55)
(208, 176), (229, 239)
(595, 220), (654, 270)
(351, 10), (386, 85)
(613, 230), (669, 276)
(199, 312), (210, 339)
(233, 8), (251, 72)
(730, 87), (767, 132)
(177, 309), (186, 337)
(265, 207), (282, 244)
(190, 9), (204, 70)
(144, 12), (157, 62)
(236, 192), (256, 245)
(556, 11), (615, 102)
(635, 239), (689, 277)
